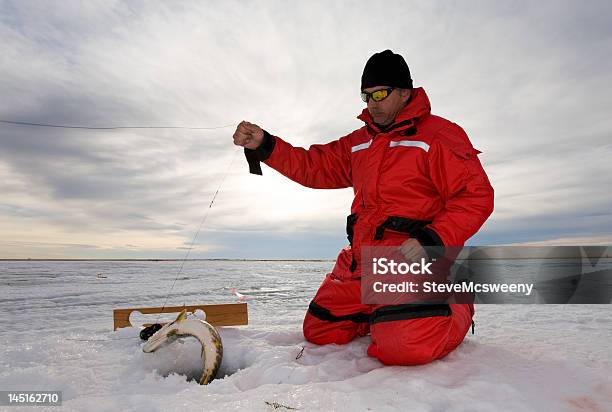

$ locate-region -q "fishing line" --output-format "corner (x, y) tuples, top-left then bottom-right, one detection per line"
(0, 119), (236, 130)
(155, 147), (241, 324)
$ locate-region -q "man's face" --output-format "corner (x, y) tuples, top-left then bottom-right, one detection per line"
(364, 86), (411, 127)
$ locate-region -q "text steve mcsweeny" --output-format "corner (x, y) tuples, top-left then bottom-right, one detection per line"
(370, 257), (534, 296)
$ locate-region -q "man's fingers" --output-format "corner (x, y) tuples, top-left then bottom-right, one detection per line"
(400, 241), (416, 254)
(399, 239), (427, 262)
(235, 121), (250, 136)
(235, 136), (252, 147)
(242, 121), (258, 131)
(233, 121), (255, 147)
(232, 129), (245, 146)
(233, 120), (262, 149)
(238, 120), (255, 133)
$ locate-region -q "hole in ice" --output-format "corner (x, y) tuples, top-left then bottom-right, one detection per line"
(142, 335), (234, 383)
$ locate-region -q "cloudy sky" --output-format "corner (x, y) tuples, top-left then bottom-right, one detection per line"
(1, 0), (611, 259)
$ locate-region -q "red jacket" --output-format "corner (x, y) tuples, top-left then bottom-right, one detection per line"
(246, 88), (494, 273)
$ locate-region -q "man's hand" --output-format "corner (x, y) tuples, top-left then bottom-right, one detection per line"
(233, 121), (264, 150)
(399, 238), (427, 262)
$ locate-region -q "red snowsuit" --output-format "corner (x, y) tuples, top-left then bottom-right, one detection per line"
(245, 88), (494, 365)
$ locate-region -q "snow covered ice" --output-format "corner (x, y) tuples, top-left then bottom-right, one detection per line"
(1, 260), (611, 411)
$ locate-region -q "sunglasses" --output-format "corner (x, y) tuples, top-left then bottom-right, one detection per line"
(361, 87), (394, 103)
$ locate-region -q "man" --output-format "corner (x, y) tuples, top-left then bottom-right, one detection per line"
(233, 50), (494, 365)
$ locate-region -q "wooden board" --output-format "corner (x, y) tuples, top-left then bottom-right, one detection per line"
(113, 303), (248, 330)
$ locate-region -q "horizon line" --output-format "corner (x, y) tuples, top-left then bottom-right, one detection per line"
(0, 258), (337, 262)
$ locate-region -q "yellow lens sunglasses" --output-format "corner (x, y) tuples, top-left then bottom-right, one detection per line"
(361, 88), (394, 103)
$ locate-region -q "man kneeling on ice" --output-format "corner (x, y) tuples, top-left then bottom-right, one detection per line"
(232, 50), (494, 365)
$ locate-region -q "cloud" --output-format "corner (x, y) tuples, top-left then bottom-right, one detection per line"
(0, 0), (611, 258)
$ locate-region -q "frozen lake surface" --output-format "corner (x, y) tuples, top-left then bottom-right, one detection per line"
(1, 260), (611, 411)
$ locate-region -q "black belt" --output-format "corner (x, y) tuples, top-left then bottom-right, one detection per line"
(308, 301), (370, 323)
(374, 216), (432, 240)
(345, 214), (431, 272)
(308, 301), (451, 324)
(369, 304), (451, 324)
(345, 214), (432, 242)
(346, 213), (358, 246)
(346, 213), (359, 272)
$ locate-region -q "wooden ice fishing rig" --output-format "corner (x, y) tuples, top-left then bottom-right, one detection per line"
(113, 302), (248, 330)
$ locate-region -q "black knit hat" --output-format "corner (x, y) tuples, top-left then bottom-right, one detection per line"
(361, 49), (413, 91)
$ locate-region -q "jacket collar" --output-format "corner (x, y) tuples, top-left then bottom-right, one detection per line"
(357, 87), (431, 134)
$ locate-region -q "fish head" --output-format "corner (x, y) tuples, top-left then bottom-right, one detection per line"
(141, 309), (188, 352)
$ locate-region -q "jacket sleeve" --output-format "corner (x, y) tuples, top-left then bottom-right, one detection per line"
(245, 130), (353, 189)
(421, 124), (494, 247)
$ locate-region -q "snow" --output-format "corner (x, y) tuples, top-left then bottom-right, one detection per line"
(1, 260), (611, 411)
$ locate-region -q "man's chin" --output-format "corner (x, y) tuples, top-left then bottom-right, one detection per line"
(374, 118), (390, 127)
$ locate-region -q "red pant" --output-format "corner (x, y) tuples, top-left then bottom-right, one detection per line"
(303, 264), (474, 366)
